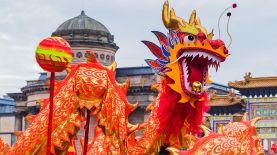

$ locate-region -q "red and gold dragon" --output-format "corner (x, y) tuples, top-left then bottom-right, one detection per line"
(167, 112), (264, 155)
(0, 1), (264, 155)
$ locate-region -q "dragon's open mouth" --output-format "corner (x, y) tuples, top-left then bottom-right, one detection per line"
(178, 50), (220, 98)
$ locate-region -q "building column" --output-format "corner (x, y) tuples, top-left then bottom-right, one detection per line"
(15, 112), (23, 131)
(246, 97), (250, 120)
(267, 139), (271, 154)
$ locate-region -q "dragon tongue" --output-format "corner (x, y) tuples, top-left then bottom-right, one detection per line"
(188, 64), (204, 87)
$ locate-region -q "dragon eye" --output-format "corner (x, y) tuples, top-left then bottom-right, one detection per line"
(184, 35), (195, 43)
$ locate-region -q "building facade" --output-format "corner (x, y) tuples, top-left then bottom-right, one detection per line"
(205, 89), (245, 132)
(0, 96), (16, 146)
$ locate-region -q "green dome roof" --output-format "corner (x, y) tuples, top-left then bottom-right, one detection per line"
(52, 10), (118, 51)
(55, 11), (110, 33)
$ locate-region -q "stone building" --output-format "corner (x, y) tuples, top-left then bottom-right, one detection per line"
(116, 66), (159, 124)
(0, 96), (16, 145)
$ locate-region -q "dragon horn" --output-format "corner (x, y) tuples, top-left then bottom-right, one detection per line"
(195, 16), (208, 34)
(189, 10), (196, 25)
(241, 112), (249, 121)
(170, 8), (177, 19)
(207, 29), (214, 40)
(162, 0), (193, 32)
(162, 0), (182, 29)
(195, 17), (201, 26)
(251, 117), (262, 127)
(199, 125), (212, 137)
(170, 8), (186, 28)
(162, 0), (170, 28)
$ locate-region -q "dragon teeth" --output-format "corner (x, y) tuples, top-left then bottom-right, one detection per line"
(178, 51), (221, 65)
(179, 50), (222, 94)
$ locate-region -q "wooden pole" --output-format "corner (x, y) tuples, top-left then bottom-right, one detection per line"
(47, 72), (55, 155)
(83, 109), (91, 155)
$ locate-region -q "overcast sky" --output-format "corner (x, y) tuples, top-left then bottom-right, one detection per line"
(0, 0), (277, 96)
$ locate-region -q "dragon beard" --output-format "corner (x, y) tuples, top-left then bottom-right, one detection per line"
(157, 77), (209, 142)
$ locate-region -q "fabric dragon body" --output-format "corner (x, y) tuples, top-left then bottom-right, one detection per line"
(0, 1), (265, 155)
(167, 113), (264, 155)
(0, 61), (135, 154)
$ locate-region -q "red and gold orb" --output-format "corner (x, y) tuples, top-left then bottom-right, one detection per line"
(35, 37), (73, 72)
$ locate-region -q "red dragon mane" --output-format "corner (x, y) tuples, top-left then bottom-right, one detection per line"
(157, 77), (209, 141)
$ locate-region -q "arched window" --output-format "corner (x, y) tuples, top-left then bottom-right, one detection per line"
(100, 54), (104, 60)
(106, 55), (110, 61)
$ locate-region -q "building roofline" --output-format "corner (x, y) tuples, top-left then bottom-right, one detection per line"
(228, 72), (277, 89)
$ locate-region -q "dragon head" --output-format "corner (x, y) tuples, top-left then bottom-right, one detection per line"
(145, 1), (229, 106)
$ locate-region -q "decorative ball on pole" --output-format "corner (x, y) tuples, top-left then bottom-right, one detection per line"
(35, 36), (73, 72)
(35, 36), (72, 155)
